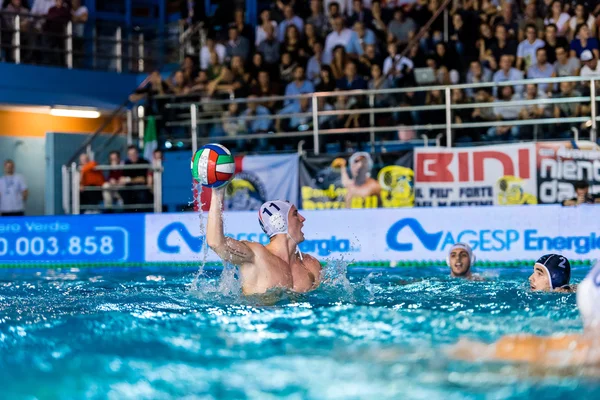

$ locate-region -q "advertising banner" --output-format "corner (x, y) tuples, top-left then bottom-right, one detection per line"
(536, 141), (600, 204)
(0, 214), (145, 264)
(197, 154), (299, 211)
(414, 143), (538, 207)
(144, 205), (600, 263)
(299, 151), (414, 210)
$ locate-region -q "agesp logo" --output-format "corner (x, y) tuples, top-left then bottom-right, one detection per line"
(385, 218), (600, 254)
(157, 222), (358, 256)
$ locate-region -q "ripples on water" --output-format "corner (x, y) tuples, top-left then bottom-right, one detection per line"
(0, 264), (598, 400)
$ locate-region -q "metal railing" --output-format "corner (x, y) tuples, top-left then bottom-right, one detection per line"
(62, 161), (163, 215)
(0, 12), (176, 72)
(137, 74), (600, 155)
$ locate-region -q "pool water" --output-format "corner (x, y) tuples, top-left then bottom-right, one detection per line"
(1, 264), (599, 399)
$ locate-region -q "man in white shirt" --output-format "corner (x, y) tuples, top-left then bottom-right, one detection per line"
(516, 24), (545, 71)
(324, 15), (353, 64)
(580, 50), (600, 77)
(0, 159), (28, 216)
(200, 36), (226, 70)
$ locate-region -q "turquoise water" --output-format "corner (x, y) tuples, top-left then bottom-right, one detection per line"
(1, 265), (599, 400)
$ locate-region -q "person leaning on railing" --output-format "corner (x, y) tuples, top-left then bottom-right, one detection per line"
(42, 0), (70, 66)
(1, 0), (32, 63)
(119, 145), (152, 212)
(78, 153), (104, 212)
(102, 150), (124, 210)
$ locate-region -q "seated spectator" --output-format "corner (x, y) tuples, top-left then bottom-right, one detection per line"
(180, 55), (197, 84)
(579, 49), (600, 77)
(477, 23), (495, 62)
(554, 45), (580, 77)
(434, 42), (461, 75)
(306, 41), (324, 83)
(324, 14), (353, 64)
(486, 24), (518, 71)
(518, 83), (550, 139)
(146, 149), (163, 199)
(222, 102), (245, 139)
(248, 53), (265, 85)
(450, 12), (477, 63)
(200, 36), (226, 71)
(465, 60), (493, 99)
(470, 88), (497, 140)
(542, 24), (568, 64)
(2, 0), (32, 63)
(257, 23), (280, 68)
(279, 52), (298, 84)
(492, 2), (519, 40)
(336, 61), (367, 90)
(330, 45), (350, 80)
(284, 65), (316, 105)
(79, 153), (105, 211)
(493, 55), (524, 97)
(569, 3), (595, 41)
(167, 70), (189, 95)
(382, 43), (413, 85)
(230, 55), (250, 86)
(233, 8), (253, 46)
(241, 94), (273, 150)
(316, 64), (337, 92)
(317, 96), (336, 131)
(278, 4), (304, 42)
(31, 0), (55, 28)
(206, 67), (244, 98)
(304, 23), (321, 53)
(368, 0), (389, 43)
(225, 25), (250, 63)
(485, 85), (521, 141)
(517, 24), (545, 71)
(102, 150), (124, 210)
(346, 21), (376, 58)
(544, 0), (570, 37)
(206, 52), (225, 80)
(554, 81), (582, 134)
(250, 70), (281, 112)
(129, 70), (169, 103)
(388, 7), (416, 45)
(570, 23), (599, 59)
(518, 2), (545, 42)
(347, 0), (373, 28)
(120, 146), (151, 211)
(527, 48), (555, 93)
(562, 180), (597, 206)
(187, 70), (210, 94)
(368, 63), (393, 107)
(452, 88), (474, 143)
(307, 0), (328, 38)
(420, 89), (446, 132)
(325, 0), (342, 17)
(282, 24), (307, 64)
(276, 97), (312, 132)
(255, 8), (278, 47)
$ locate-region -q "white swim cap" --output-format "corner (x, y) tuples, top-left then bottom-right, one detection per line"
(258, 200), (293, 238)
(577, 263), (600, 328)
(349, 152), (374, 176)
(446, 242), (476, 267)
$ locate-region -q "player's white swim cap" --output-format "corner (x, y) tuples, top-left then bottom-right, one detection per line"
(258, 200), (293, 238)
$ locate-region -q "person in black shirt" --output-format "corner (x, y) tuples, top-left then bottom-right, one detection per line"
(120, 145), (152, 212)
(542, 24), (568, 64)
(562, 180), (598, 206)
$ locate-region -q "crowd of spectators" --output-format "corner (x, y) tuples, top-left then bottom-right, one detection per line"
(136, 0), (600, 150)
(0, 0), (88, 65)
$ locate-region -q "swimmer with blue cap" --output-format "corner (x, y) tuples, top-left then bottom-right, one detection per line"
(529, 254), (575, 292)
(447, 242), (476, 279)
(451, 263), (600, 366)
(207, 186), (322, 295)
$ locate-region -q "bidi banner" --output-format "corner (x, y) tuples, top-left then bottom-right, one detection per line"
(299, 151), (414, 210)
(414, 143), (538, 206)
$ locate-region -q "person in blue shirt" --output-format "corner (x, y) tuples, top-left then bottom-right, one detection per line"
(492, 54), (524, 96)
(526, 48), (556, 92)
(306, 41), (324, 84)
(336, 61), (367, 90)
(276, 97), (312, 133)
(240, 95), (272, 151)
(345, 22), (376, 57)
(278, 5), (304, 43)
(570, 23), (600, 60)
(284, 66), (316, 106)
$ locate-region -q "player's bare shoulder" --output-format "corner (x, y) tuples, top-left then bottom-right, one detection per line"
(302, 253), (322, 277)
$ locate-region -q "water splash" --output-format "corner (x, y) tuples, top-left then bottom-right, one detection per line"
(319, 256), (355, 302)
(190, 181), (210, 291)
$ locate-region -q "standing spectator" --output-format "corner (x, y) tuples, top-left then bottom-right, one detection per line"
(78, 153), (105, 211)
(570, 24), (599, 59)
(2, 0), (32, 63)
(517, 24), (545, 71)
(43, 0), (70, 66)
(284, 65), (315, 105)
(225, 25), (250, 63)
(465, 60), (493, 99)
(542, 24), (568, 64)
(554, 45), (580, 76)
(102, 151), (123, 210)
(568, 3), (595, 40)
(307, 0), (329, 38)
(544, 0), (570, 37)
(527, 48), (556, 93)
(324, 15), (353, 64)
(71, 0), (87, 38)
(256, 9), (278, 47)
(257, 23), (280, 69)
(580, 49), (600, 77)
(0, 159), (27, 216)
(30, 0), (54, 19)
(200, 36), (226, 70)
(336, 61), (367, 90)
(278, 5), (304, 42)
(493, 55), (524, 97)
(387, 7), (415, 45)
(120, 146), (151, 211)
(179, 0), (205, 28)
(306, 41), (325, 83)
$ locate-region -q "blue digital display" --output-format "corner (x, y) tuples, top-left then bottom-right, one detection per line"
(0, 214), (145, 264)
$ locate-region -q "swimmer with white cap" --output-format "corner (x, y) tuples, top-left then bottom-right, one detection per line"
(451, 263), (600, 366)
(447, 242), (477, 279)
(529, 254), (576, 293)
(207, 187), (322, 295)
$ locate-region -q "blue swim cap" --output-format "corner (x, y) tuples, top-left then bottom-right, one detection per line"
(535, 254), (571, 289)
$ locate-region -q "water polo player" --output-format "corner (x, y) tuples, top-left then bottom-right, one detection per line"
(529, 254), (575, 292)
(451, 263), (600, 366)
(447, 242), (476, 279)
(207, 187), (322, 295)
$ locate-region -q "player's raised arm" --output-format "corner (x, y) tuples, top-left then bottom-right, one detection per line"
(206, 187), (255, 265)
